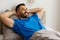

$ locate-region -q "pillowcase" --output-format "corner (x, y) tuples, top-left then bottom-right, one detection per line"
(3, 15), (23, 40)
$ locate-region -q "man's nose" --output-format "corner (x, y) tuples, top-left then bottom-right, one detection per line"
(25, 10), (29, 13)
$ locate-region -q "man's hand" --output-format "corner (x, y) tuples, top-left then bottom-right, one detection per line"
(37, 8), (46, 19)
(11, 10), (16, 15)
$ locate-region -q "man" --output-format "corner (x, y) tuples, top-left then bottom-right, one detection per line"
(0, 3), (60, 40)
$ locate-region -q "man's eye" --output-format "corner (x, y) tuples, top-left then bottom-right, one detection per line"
(22, 9), (25, 11)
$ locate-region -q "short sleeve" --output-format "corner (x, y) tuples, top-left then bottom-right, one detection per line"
(11, 20), (19, 33)
(32, 13), (46, 29)
(31, 13), (40, 21)
(11, 20), (17, 30)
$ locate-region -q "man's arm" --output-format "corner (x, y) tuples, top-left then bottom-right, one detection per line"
(0, 10), (15, 28)
(29, 8), (45, 19)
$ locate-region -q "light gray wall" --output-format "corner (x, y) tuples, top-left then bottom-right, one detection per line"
(46, 0), (60, 32)
(57, 0), (60, 31)
(0, 0), (27, 12)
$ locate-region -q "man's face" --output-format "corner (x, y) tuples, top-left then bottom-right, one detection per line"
(17, 5), (29, 18)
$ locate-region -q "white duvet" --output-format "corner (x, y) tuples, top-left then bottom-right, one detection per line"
(44, 25), (60, 36)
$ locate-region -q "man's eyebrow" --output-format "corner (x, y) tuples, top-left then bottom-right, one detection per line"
(21, 8), (27, 10)
(20, 7), (24, 9)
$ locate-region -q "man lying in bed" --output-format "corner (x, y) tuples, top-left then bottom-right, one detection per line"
(0, 3), (60, 40)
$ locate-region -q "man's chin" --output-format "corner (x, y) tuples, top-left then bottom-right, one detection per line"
(24, 14), (29, 17)
(24, 15), (29, 18)
(21, 15), (28, 18)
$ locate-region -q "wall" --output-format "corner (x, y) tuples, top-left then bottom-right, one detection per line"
(0, 0), (60, 31)
(0, 0), (27, 12)
(46, 0), (60, 32)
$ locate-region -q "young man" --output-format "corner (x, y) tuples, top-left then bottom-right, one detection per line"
(0, 3), (60, 40)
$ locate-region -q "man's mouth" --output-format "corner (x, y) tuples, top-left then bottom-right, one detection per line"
(24, 13), (28, 15)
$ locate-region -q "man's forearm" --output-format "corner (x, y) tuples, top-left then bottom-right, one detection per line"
(0, 10), (15, 18)
(29, 8), (42, 13)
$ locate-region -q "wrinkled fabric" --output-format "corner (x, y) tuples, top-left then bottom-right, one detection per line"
(30, 29), (60, 40)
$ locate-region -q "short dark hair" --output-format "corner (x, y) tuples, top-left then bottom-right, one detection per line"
(15, 3), (25, 12)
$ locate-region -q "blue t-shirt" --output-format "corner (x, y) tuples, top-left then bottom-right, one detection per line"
(11, 13), (46, 40)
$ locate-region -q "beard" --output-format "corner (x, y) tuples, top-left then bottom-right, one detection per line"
(18, 13), (29, 18)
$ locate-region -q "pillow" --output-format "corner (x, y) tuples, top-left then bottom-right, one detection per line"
(3, 15), (23, 40)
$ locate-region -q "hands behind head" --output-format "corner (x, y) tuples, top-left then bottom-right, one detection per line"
(12, 10), (16, 15)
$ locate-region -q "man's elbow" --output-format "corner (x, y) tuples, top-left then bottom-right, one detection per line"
(0, 13), (5, 20)
(39, 8), (46, 13)
(37, 8), (44, 12)
(0, 14), (2, 19)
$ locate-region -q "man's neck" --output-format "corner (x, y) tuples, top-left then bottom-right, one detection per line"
(20, 17), (27, 20)
(18, 16), (28, 20)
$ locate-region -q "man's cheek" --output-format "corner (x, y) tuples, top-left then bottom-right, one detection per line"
(22, 11), (25, 13)
(27, 10), (29, 13)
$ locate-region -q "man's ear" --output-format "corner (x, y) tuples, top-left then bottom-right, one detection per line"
(16, 11), (20, 16)
(16, 11), (19, 14)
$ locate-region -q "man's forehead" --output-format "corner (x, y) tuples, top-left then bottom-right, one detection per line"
(19, 5), (26, 9)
